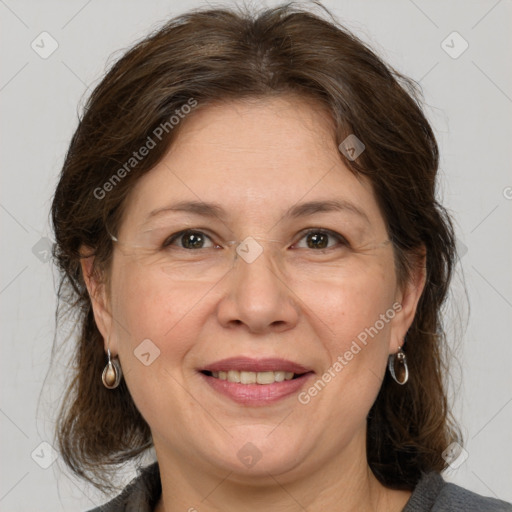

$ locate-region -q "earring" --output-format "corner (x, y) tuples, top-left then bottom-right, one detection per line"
(102, 348), (122, 389)
(388, 346), (409, 385)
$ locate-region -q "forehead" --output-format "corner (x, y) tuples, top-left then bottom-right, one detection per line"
(120, 96), (387, 236)
(172, 95), (341, 172)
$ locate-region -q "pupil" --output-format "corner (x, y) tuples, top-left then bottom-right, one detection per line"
(183, 232), (203, 249)
(307, 232), (328, 249)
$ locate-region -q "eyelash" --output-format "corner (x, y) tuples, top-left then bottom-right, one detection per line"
(162, 228), (349, 251)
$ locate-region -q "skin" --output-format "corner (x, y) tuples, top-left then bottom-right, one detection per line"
(82, 95), (426, 512)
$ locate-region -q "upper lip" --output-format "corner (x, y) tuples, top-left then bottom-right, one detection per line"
(200, 357), (313, 374)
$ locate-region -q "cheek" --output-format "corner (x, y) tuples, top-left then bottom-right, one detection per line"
(296, 259), (396, 346)
(112, 257), (208, 336)
(109, 261), (205, 386)
(109, 265), (201, 417)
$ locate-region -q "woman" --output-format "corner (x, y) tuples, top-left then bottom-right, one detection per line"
(50, 3), (512, 511)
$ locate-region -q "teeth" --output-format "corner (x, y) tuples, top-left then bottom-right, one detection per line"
(256, 371), (274, 384)
(227, 370), (240, 383)
(240, 371), (256, 384)
(210, 370), (297, 384)
(274, 371), (285, 382)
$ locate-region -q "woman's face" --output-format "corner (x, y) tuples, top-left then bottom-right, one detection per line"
(89, 96), (423, 482)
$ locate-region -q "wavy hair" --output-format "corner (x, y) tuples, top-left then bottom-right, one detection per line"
(51, 1), (460, 492)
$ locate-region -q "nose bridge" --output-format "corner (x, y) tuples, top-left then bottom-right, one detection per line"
(235, 236), (279, 283)
(218, 236), (299, 332)
(234, 235), (282, 295)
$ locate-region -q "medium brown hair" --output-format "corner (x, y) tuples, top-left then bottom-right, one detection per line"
(51, 1), (459, 493)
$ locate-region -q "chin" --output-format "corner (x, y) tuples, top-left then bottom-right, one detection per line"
(200, 427), (310, 479)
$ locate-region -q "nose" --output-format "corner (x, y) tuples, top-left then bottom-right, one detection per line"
(216, 244), (300, 334)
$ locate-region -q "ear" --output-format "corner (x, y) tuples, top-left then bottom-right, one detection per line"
(389, 247), (427, 354)
(80, 246), (114, 353)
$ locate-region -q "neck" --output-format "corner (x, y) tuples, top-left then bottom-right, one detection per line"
(153, 433), (411, 512)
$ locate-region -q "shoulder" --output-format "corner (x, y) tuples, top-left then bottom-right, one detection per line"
(86, 463), (161, 512)
(404, 472), (512, 512)
(438, 481), (512, 512)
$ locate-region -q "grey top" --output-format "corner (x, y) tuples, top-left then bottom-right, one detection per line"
(88, 463), (512, 511)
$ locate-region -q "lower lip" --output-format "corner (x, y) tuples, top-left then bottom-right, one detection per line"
(200, 372), (314, 406)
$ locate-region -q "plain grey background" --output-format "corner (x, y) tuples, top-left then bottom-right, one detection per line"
(1, 0), (511, 510)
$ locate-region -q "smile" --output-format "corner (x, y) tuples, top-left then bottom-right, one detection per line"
(198, 357), (314, 406)
(205, 370), (297, 384)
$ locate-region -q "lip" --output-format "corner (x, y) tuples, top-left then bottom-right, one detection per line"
(200, 371), (314, 406)
(198, 357), (314, 406)
(200, 357), (312, 374)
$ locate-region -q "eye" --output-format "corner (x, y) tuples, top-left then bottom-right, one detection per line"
(293, 229), (348, 250)
(163, 230), (216, 250)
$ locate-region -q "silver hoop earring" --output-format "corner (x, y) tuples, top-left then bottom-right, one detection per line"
(102, 348), (122, 389)
(388, 346), (409, 385)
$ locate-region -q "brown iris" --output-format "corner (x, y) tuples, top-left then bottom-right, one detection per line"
(181, 231), (205, 249)
(306, 232), (329, 249)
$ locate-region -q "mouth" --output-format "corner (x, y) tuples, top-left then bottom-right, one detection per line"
(201, 369), (306, 384)
(198, 357), (314, 406)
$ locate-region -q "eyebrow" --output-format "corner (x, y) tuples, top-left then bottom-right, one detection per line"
(145, 199), (370, 224)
